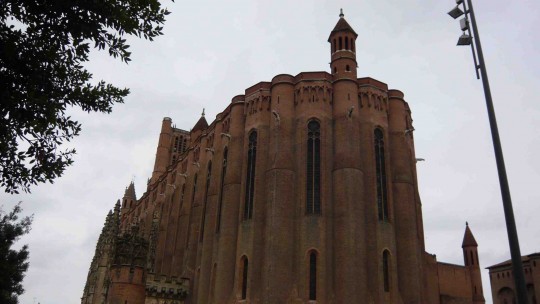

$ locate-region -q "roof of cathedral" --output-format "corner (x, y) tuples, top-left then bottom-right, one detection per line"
(328, 9), (358, 41)
(124, 181), (136, 199)
(462, 222), (478, 248)
(192, 109), (209, 132)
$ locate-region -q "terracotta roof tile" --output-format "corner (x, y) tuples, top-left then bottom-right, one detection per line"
(462, 223), (478, 247)
(192, 115), (208, 133)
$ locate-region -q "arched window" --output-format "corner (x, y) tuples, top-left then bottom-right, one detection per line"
(200, 161), (212, 242)
(498, 287), (516, 304)
(470, 251), (474, 265)
(309, 251), (317, 300)
(333, 67), (337, 74)
(346, 65), (350, 72)
(333, 39), (336, 52)
(351, 39), (355, 52)
(244, 131), (257, 220)
(374, 128), (388, 221)
(345, 37), (349, 50)
(241, 256), (249, 299)
(307, 121), (321, 214)
(216, 148), (228, 233)
(383, 250), (390, 292)
(338, 37), (343, 50)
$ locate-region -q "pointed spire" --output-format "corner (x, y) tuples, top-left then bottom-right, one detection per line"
(339, 8), (344, 18)
(462, 222), (478, 247)
(192, 111), (209, 133)
(202, 108), (205, 117)
(124, 181), (136, 200)
(328, 10), (358, 41)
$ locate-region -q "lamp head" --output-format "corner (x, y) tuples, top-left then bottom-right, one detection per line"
(457, 33), (472, 46)
(448, 6), (465, 19)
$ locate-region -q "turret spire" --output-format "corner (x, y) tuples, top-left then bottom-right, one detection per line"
(462, 222), (478, 248)
(192, 111), (209, 133)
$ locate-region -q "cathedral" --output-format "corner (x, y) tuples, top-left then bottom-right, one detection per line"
(82, 12), (486, 304)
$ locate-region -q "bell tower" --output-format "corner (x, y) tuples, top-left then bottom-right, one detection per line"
(329, 9), (367, 302)
(462, 222), (486, 304)
(328, 9), (358, 80)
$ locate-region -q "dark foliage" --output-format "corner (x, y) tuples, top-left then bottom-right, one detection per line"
(0, 203), (33, 304)
(0, 0), (172, 193)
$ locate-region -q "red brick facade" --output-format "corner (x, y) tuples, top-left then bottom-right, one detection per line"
(81, 13), (485, 304)
(488, 253), (539, 304)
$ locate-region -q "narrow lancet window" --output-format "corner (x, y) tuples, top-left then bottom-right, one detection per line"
(191, 174), (198, 206)
(200, 162), (212, 242)
(241, 257), (249, 299)
(216, 148), (228, 233)
(374, 128), (388, 221)
(309, 251), (317, 300)
(383, 250), (390, 292)
(244, 131), (257, 220)
(180, 184), (186, 209)
(307, 121), (321, 214)
(186, 174), (198, 248)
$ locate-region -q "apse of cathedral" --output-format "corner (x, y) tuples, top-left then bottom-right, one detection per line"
(82, 12), (486, 304)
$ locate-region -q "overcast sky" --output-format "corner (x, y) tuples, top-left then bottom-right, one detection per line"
(2, 0), (539, 303)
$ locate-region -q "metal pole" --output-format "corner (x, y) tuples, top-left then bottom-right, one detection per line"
(465, 0), (528, 302)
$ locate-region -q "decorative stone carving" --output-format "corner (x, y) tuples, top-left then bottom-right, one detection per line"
(294, 85), (332, 106)
(246, 95), (271, 115)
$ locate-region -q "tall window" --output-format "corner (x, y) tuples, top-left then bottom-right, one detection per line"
(191, 174), (198, 206)
(307, 121), (321, 214)
(216, 148), (228, 233)
(374, 128), (388, 221)
(241, 256), (249, 299)
(244, 131), (257, 220)
(200, 162), (212, 242)
(309, 251), (317, 300)
(186, 174), (197, 248)
(180, 183), (186, 205)
(383, 250), (390, 292)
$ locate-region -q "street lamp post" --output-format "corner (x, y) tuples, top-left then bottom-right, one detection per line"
(448, 0), (528, 303)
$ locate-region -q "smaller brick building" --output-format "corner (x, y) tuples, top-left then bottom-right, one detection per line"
(488, 252), (539, 304)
